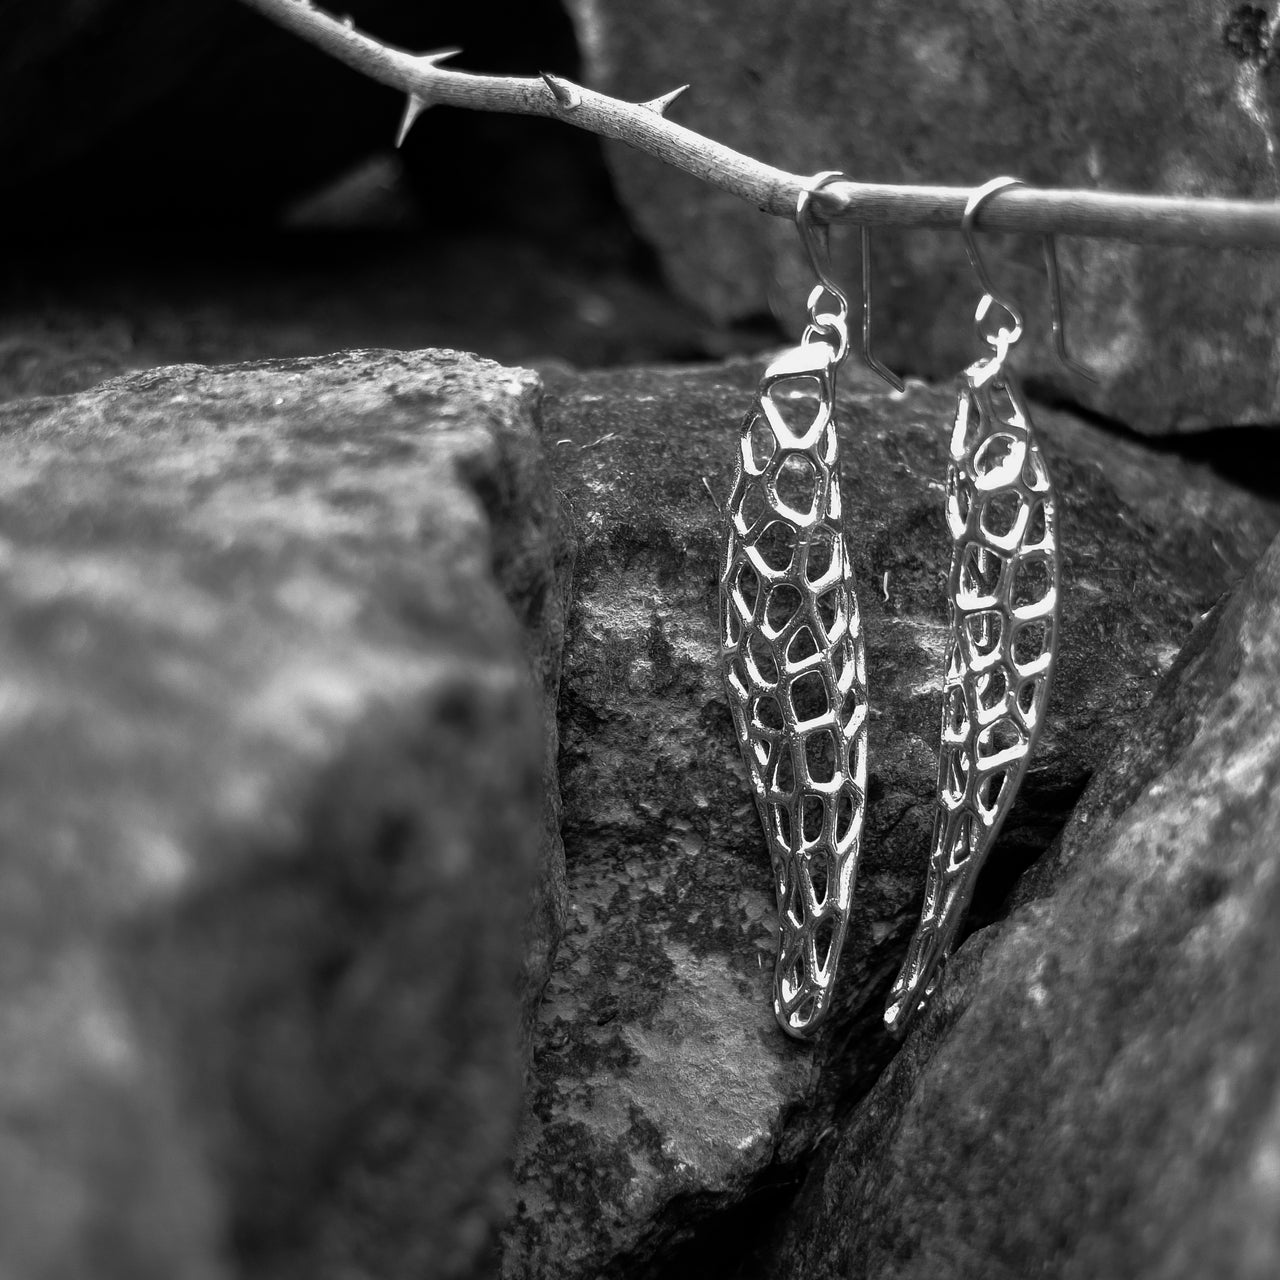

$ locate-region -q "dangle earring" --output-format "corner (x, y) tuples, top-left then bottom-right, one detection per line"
(884, 177), (1093, 1037)
(721, 171), (902, 1039)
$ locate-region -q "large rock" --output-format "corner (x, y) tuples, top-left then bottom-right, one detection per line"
(768, 527), (1280, 1280)
(0, 349), (570, 1280)
(497, 358), (1280, 1278)
(564, 0), (1280, 434)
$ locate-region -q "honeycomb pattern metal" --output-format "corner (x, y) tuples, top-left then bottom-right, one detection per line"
(884, 359), (1059, 1036)
(720, 339), (869, 1039)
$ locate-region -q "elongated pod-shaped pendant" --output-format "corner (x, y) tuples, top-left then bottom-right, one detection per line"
(884, 357), (1059, 1036)
(720, 338), (869, 1038)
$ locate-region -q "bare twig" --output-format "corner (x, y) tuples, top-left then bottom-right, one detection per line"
(238, 0), (1280, 249)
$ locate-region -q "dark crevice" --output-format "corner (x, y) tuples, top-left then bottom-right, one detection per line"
(1132, 424), (1280, 501)
(960, 772), (1093, 936)
(633, 1164), (810, 1280)
(1024, 377), (1128, 433)
(1027, 378), (1280, 502)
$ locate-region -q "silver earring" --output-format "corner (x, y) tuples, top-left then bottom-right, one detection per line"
(720, 171), (900, 1038)
(884, 177), (1093, 1037)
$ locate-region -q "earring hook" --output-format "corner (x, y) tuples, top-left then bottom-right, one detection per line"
(860, 224), (905, 392)
(962, 176), (1026, 352)
(962, 176), (1096, 382)
(795, 171), (903, 391)
(796, 170), (850, 314)
(1041, 234), (1098, 384)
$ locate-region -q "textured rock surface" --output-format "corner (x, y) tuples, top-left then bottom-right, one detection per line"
(769, 529), (1280, 1280)
(564, 0), (1280, 433)
(0, 350), (570, 1280)
(497, 358), (1280, 1278)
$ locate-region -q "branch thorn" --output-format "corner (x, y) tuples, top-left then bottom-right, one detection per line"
(415, 46), (463, 69)
(540, 72), (582, 110)
(393, 48), (462, 145)
(396, 94), (428, 147)
(640, 84), (689, 116)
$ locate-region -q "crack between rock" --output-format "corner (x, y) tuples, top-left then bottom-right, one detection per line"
(1025, 380), (1280, 502)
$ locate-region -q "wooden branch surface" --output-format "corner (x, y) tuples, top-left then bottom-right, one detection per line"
(238, 0), (1280, 249)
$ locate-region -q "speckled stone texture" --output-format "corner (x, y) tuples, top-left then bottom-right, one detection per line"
(496, 358), (1280, 1279)
(564, 0), (1280, 434)
(0, 350), (571, 1280)
(767, 528), (1280, 1280)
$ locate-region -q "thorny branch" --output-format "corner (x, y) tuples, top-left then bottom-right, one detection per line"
(238, 0), (1280, 249)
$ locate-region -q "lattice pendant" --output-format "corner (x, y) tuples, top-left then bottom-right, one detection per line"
(720, 340), (869, 1039)
(884, 359), (1059, 1036)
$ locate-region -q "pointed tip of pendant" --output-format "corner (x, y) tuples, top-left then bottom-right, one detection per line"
(640, 84), (689, 116)
(882, 994), (913, 1040)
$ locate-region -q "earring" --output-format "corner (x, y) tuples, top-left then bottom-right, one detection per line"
(884, 177), (1092, 1037)
(721, 171), (901, 1039)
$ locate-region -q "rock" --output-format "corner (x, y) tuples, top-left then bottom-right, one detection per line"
(497, 357), (1280, 1278)
(767, 528), (1280, 1280)
(0, 349), (570, 1280)
(564, 0), (1280, 434)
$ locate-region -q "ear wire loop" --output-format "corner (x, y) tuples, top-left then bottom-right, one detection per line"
(796, 174), (904, 389)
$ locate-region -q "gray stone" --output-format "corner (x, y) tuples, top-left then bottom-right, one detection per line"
(564, 0), (1280, 433)
(497, 357), (1280, 1278)
(769, 528), (1280, 1280)
(0, 349), (570, 1280)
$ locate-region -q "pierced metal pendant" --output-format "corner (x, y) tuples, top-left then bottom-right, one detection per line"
(884, 357), (1059, 1036)
(720, 339), (869, 1039)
